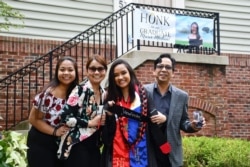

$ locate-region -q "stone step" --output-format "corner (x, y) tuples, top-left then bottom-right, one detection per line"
(15, 129), (29, 135)
(11, 120), (30, 130)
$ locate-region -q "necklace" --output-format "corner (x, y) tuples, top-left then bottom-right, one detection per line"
(118, 84), (147, 150)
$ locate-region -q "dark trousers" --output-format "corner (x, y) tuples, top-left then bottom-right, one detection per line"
(155, 151), (171, 167)
(27, 127), (62, 167)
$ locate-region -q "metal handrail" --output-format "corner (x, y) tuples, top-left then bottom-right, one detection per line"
(0, 3), (220, 130)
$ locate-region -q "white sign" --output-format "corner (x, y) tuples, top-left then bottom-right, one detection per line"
(134, 8), (176, 43)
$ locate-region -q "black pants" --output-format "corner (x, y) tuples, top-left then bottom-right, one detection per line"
(156, 153), (171, 167)
(27, 127), (62, 167)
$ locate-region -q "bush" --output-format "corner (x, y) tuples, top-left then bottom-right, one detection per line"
(183, 136), (250, 167)
(1, 132), (249, 167)
(0, 131), (28, 167)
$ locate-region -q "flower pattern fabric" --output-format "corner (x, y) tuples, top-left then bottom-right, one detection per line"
(33, 88), (65, 127)
(57, 80), (105, 160)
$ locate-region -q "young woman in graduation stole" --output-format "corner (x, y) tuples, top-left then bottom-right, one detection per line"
(101, 59), (165, 167)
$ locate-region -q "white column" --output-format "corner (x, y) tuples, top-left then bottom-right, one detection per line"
(171, 0), (185, 8)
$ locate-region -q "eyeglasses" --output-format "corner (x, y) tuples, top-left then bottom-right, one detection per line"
(156, 64), (172, 70)
(88, 67), (105, 73)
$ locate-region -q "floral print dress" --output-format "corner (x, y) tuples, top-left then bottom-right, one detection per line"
(27, 87), (66, 167)
(33, 88), (66, 127)
(57, 80), (105, 160)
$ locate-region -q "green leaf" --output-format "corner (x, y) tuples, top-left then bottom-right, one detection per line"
(0, 131), (28, 166)
(0, 0), (25, 31)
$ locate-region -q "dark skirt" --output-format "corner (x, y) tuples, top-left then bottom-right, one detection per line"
(27, 126), (62, 167)
(61, 131), (101, 167)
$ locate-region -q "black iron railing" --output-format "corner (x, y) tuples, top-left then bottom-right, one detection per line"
(0, 3), (220, 130)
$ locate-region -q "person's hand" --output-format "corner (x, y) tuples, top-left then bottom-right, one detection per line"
(202, 117), (206, 126)
(56, 125), (70, 137)
(86, 106), (92, 116)
(104, 101), (115, 116)
(150, 111), (167, 124)
(107, 101), (115, 107)
(191, 117), (206, 131)
(88, 114), (102, 127)
(100, 112), (106, 126)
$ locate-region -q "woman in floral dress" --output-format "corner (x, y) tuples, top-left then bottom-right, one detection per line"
(58, 55), (107, 167)
(27, 56), (79, 167)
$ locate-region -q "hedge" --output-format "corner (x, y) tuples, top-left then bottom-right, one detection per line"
(1, 131), (250, 167)
(183, 136), (250, 167)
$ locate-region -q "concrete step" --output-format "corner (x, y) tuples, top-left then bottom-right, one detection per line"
(15, 129), (29, 135)
(11, 120), (30, 135)
(12, 120), (30, 130)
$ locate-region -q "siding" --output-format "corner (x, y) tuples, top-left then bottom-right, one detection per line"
(137, 0), (171, 6)
(0, 0), (113, 41)
(185, 0), (250, 54)
(1, 0), (249, 54)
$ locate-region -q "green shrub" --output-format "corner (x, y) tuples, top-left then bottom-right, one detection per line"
(183, 136), (250, 167)
(1, 132), (249, 167)
(0, 131), (28, 167)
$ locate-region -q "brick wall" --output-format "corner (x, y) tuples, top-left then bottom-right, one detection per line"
(0, 36), (249, 140)
(0, 36), (63, 77)
(135, 55), (250, 140)
(0, 36), (116, 130)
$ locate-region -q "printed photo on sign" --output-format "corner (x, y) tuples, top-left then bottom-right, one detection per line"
(175, 15), (214, 48)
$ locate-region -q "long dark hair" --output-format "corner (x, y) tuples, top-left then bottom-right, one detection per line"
(190, 22), (201, 40)
(106, 59), (139, 103)
(43, 56), (79, 99)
